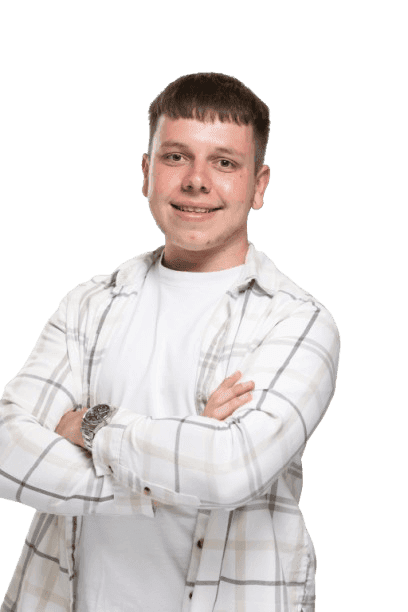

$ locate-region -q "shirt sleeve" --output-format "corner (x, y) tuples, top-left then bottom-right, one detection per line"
(0, 294), (156, 517)
(92, 299), (340, 510)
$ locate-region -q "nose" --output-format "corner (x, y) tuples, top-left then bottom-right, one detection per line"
(181, 161), (211, 194)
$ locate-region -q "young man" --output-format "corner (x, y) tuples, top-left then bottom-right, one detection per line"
(0, 73), (340, 611)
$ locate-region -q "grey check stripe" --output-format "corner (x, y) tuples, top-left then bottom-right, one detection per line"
(0, 466), (114, 502)
(225, 279), (255, 374)
(16, 437), (64, 502)
(219, 577), (306, 586)
(196, 435), (319, 508)
(48, 321), (64, 333)
(268, 389), (308, 442)
(266, 308), (320, 391)
(24, 538), (69, 574)
(16, 373), (76, 405)
(200, 317), (230, 395)
(212, 509), (234, 606)
(275, 336), (336, 386)
(174, 417), (187, 493)
(36, 358), (72, 421)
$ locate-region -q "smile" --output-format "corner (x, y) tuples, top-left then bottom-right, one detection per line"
(171, 204), (221, 214)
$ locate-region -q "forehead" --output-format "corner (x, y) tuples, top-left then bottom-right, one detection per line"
(153, 115), (255, 158)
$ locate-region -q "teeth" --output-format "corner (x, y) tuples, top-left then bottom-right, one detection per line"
(174, 204), (217, 213)
(180, 207), (212, 213)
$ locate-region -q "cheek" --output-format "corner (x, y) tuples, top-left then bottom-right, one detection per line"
(242, 175), (256, 200)
(216, 175), (240, 196)
(149, 168), (179, 200)
(221, 175), (251, 202)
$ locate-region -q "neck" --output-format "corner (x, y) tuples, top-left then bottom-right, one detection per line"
(162, 241), (249, 272)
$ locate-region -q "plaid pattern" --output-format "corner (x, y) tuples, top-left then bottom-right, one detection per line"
(0, 243), (340, 612)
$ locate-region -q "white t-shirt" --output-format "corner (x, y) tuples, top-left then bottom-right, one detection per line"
(76, 253), (243, 612)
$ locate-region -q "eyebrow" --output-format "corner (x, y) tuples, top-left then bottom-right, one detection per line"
(159, 141), (245, 159)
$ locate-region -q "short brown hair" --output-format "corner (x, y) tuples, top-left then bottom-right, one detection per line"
(148, 73), (270, 173)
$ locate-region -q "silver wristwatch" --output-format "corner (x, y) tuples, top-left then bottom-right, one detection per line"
(80, 404), (118, 452)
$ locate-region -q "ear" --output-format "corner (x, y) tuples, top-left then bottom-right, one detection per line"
(142, 154), (150, 197)
(252, 165), (270, 211)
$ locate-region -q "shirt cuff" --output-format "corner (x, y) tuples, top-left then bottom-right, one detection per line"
(91, 407), (135, 477)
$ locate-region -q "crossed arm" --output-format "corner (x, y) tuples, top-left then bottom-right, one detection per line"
(54, 371), (255, 447)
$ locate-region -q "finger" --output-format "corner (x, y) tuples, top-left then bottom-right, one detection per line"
(216, 370), (242, 390)
(214, 392), (253, 419)
(220, 380), (255, 403)
(215, 380), (254, 405)
(231, 380), (255, 395)
(232, 391), (253, 409)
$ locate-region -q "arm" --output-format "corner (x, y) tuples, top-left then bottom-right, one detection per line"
(91, 300), (340, 510)
(0, 294), (154, 517)
(54, 371), (255, 450)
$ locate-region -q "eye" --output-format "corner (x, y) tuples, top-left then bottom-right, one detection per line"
(218, 159), (236, 170)
(165, 153), (183, 162)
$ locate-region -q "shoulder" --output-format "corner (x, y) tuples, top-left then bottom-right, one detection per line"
(249, 245), (339, 340)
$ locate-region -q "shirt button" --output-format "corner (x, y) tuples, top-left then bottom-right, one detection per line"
(189, 591), (193, 599)
(197, 538), (204, 549)
(143, 487), (151, 495)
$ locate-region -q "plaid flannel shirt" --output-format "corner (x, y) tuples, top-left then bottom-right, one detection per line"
(0, 243), (340, 612)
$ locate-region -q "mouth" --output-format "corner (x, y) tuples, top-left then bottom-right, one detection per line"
(171, 203), (222, 214)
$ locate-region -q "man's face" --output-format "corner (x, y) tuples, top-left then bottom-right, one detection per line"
(142, 114), (269, 271)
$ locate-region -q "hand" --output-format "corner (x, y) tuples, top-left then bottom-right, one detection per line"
(55, 406), (88, 448)
(203, 371), (255, 421)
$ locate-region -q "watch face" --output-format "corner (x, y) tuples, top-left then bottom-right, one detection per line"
(100, 405), (111, 419)
(88, 404), (111, 423)
(87, 409), (99, 424)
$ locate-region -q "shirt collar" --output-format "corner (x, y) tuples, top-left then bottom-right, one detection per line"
(112, 243), (277, 298)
